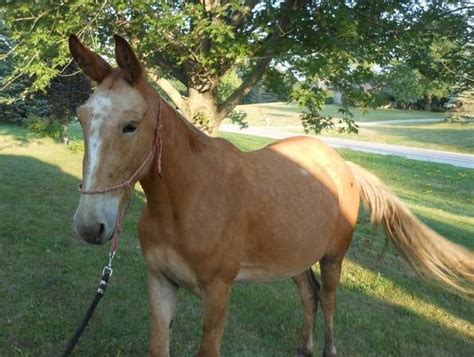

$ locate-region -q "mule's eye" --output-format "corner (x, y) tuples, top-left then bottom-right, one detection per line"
(122, 122), (138, 134)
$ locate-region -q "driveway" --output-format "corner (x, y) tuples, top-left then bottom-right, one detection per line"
(360, 118), (443, 126)
(220, 124), (474, 169)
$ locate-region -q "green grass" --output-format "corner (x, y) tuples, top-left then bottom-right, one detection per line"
(1, 125), (473, 356)
(230, 102), (444, 127)
(311, 122), (474, 154)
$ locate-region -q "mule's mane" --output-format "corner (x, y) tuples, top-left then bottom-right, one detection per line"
(164, 98), (205, 136)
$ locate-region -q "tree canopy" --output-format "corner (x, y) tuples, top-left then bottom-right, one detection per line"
(1, 1), (472, 134)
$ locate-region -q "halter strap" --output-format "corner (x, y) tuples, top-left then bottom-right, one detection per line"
(78, 99), (163, 253)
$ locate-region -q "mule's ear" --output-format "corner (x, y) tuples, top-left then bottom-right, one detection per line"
(113, 34), (143, 84)
(68, 34), (112, 83)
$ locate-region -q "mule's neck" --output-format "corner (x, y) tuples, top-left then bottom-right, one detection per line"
(139, 91), (211, 207)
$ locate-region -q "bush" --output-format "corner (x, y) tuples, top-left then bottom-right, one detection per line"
(325, 96), (334, 105)
(444, 91), (474, 123)
(25, 114), (63, 139)
(68, 138), (84, 153)
(0, 96), (49, 125)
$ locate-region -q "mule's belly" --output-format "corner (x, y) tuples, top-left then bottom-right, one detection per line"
(238, 175), (339, 282)
(235, 264), (307, 283)
(235, 227), (329, 283)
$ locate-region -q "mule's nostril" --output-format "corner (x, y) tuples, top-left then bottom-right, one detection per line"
(99, 223), (105, 236)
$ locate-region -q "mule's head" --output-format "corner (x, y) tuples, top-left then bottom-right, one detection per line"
(69, 34), (157, 244)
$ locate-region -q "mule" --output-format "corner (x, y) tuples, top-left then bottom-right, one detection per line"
(69, 34), (474, 356)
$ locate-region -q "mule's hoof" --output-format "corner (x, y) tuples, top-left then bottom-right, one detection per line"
(322, 347), (337, 357)
(297, 346), (313, 357)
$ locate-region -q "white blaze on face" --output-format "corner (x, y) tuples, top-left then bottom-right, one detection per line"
(83, 94), (112, 190)
(74, 85), (149, 242)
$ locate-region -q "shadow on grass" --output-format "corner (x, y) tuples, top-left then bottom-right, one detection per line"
(0, 154), (148, 356)
(261, 112), (299, 119)
(0, 122), (86, 151)
(245, 102), (302, 114)
(0, 124), (34, 150)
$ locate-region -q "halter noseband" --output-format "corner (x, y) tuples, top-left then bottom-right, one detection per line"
(77, 99), (163, 252)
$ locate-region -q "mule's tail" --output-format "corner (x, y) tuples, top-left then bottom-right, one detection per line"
(347, 162), (474, 296)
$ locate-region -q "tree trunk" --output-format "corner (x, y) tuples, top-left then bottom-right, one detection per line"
(146, 71), (224, 136)
(424, 95), (432, 112)
(62, 114), (70, 145)
(186, 88), (223, 136)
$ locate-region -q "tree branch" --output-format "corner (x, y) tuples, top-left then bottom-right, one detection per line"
(146, 69), (186, 110)
(218, 56), (271, 118)
(228, 0), (259, 29)
(150, 52), (188, 84)
(217, 0), (307, 118)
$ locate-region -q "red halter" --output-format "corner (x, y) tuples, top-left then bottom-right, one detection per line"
(78, 99), (163, 254)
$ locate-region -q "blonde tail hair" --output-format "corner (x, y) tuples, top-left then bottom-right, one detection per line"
(348, 162), (474, 296)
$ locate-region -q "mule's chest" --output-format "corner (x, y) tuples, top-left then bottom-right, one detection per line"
(142, 244), (200, 293)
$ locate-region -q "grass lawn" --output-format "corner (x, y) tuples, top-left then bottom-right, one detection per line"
(1, 125), (473, 356)
(230, 102), (444, 127)
(313, 122), (474, 154)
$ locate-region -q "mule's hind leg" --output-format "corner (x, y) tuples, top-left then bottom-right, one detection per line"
(319, 256), (343, 357)
(293, 269), (321, 356)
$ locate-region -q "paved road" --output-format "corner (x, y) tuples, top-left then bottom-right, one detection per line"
(250, 118), (444, 132)
(360, 118), (443, 126)
(220, 124), (474, 169)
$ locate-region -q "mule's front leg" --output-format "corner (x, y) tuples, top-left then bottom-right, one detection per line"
(148, 273), (179, 357)
(198, 281), (233, 357)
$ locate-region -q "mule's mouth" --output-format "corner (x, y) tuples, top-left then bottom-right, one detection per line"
(74, 197), (122, 245)
(88, 237), (105, 245)
(73, 187), (124, 246)
(93, 226), (115, 245)
(74, 220), (114, 245)
(108, 228), (115, 241)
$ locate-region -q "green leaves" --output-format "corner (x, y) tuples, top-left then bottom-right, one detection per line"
(226, 109), (248, 130)
(1, 1), (472, 134)
(291, 83), (358, 134)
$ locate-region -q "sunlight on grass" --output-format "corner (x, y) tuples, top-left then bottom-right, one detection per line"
(410, 204), (474, 231)
(321, 122), (474, 154)
(342, 259), (474, 340)
(232, 102), (444, 127)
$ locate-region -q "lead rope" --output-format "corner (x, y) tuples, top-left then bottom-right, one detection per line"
(61, 254), (114, 357)
(62, 101), (162, 356)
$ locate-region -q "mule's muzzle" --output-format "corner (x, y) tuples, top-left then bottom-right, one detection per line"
(75, 221), (110, 245)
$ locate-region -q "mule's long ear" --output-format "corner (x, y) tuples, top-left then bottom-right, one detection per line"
(68, 34), (111, 83)
(113, 34), (143, 84)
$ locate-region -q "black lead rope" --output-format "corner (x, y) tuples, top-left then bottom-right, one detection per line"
(62, 255), (114, 357)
